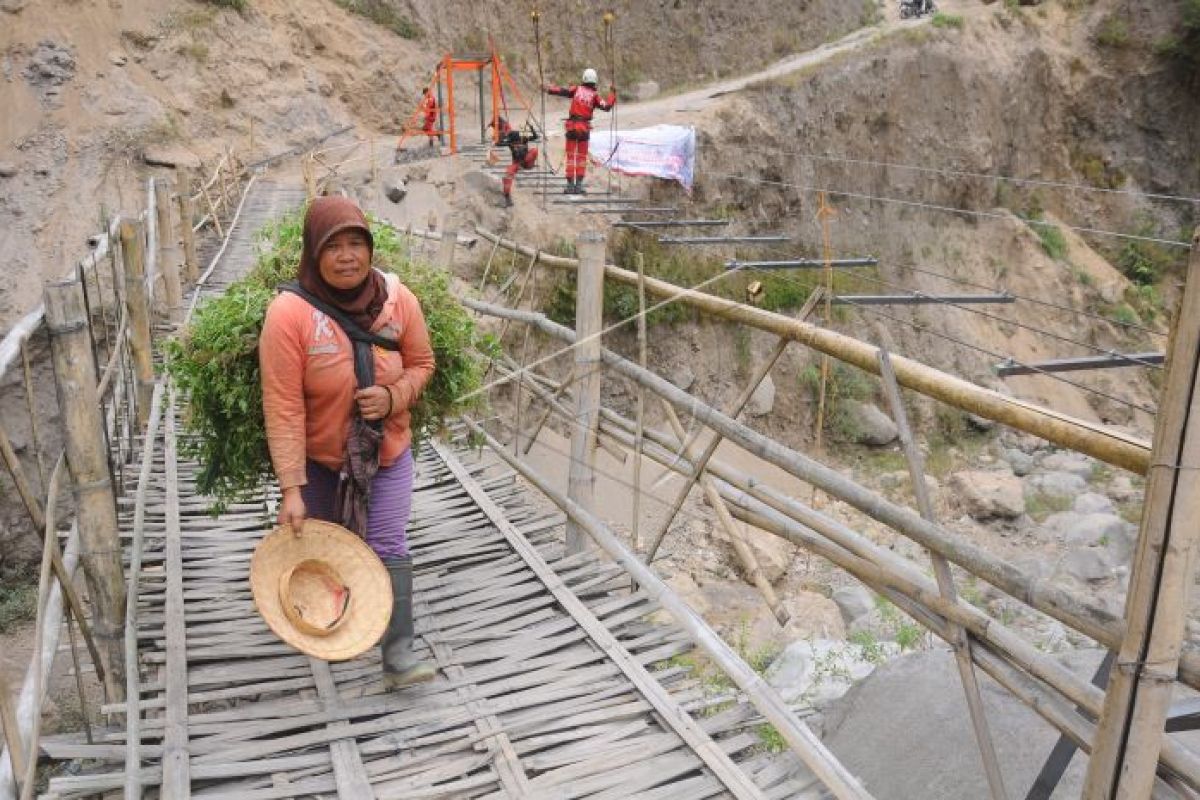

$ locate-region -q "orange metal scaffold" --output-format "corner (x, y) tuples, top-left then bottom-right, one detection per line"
(395, 39), (538, 156)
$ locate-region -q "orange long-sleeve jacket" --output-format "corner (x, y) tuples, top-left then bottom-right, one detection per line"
(260, 271), (435, 490)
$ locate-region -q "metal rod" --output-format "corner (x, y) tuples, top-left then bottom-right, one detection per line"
(834, 293), (1015, 306)
(659, 235), (791, 245)
(549, 197), (643, 205)
(726, 257), (879, 270)
(579, 207), (679, 215)
(615, 219), (731, 229)
(996, 352), (1165, 377)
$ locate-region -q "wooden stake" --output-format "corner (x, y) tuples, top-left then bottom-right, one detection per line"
(1083, 229), (1200, 799)
(522, 367), (576, 454)
(154, 178), (183, 320)
(814, 192), (837, 454)
(120, 220), (156, 430)
(878, 348), (1008, 800)
(0, 670), (24, 793)
(632, 252), (648, 552)
(45, 277), (127, 700)
(176, 172), (199, 283)
(437, 224), (460, 269)
(565, 231), (605, 555)
(18, 342), (47, 492)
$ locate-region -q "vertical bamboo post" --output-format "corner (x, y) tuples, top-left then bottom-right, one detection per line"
(154, 178), (183, 319)
(814, 192), (837, 454)
(632, 252), (648, 552)
(1083, 229), (1200, 799)
(877, 348), (1008, 800)
(513, 261), (538, 455)
(44, 277), (126, 700)
(120, 220), (156, 430)
(565, 231), (606, 555)
(0, 670), (23, 791)
(437, 222), (460, 269)
(176, 169), (199, 283)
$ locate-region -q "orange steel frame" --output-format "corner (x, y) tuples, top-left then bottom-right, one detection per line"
(396, 40), (537, 155)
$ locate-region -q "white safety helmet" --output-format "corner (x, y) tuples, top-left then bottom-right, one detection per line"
(581, 68), (598, 85)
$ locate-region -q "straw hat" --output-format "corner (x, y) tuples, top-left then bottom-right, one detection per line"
(250, 519), (392, 661)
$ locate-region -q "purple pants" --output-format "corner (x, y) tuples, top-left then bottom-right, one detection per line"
(302, 449), (414, 561)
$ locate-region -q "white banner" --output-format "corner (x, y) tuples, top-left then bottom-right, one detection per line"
(588, 125), (696, 191)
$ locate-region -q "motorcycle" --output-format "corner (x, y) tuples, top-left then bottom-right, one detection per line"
(900, 0), (936, 19)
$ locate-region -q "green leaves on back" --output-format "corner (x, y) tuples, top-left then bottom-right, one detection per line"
(165, 207), (492, 509)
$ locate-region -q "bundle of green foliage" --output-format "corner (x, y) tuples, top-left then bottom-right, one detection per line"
(165, 209), (494, 508)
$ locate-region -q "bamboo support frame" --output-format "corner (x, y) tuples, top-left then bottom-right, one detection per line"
(633, 252), (648, 552)
(120, 220), (156, 430)
(473, 228), (1151, 473)
(462, 298), (1200, 693)
(1083, 229), (1200, 798)
(522, 366), (576, 455)
(155, 178), (183, 321)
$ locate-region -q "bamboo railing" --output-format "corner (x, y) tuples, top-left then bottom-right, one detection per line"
(0, 153), (248, 800)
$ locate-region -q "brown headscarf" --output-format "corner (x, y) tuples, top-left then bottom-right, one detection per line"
(299, 196), (388, 331)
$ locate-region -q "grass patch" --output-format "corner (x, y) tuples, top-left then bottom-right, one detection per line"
(333, 0), (420, 39)
(201, 0), (246, 10)
(1071, 148), (1127, 190)
(1026, 491), (1072, 522)
(1034, 222), (1069, 261)
(0, 577), (37, 634)
(756, 723), (787, 753)
(932, 12), (964, 29)
(1096, 15), (1130, 48)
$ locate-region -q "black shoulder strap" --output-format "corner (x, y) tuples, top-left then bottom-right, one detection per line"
(280, 282), (399, 351)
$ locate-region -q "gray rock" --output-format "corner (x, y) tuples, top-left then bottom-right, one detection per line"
(1025, 471), (1087, 499)
(668, 366), (695, 392)
(832, 586), (875, 626)
(1061, 513), (1126, 547)
(1040, 511), (1081, 538)
(1107, 474), (1139, 502)
(631, 80), (660, 101)
(109, 52), (128, 67)
(764, 638), (896, 707)
(0, 162), (16, 178)
(1003, 448), (1035, 476)
(22, 40), (76, 88)
(384, 178), (407, 203)
(1, 0), (27, 13)
(948, 470), (1025, 520)
(1056, 548), (1114, 584)
(966, 413), (995, 432)
(1041, 452), (1095, 478)
(1073, 492), (1116, 515)
(746, 373), (775, 417)
(839, 400), (898, 446)
(141, 146), (202, 169)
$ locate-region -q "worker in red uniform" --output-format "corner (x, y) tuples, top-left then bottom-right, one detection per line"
(419, 87), (438, 148)
(491, 117), (539, 208)
(545, 68), (616, 194)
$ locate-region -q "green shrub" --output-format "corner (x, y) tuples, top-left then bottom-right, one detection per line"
(201, 0), (246, 10)
(0, 578), (36, 634)
(931, 13), (964, 29)
(1034, 222), (1068, 261)
(165, 208), (494, 507)
(1095, 15), (1130, 48)
(333, 0), (420, 38)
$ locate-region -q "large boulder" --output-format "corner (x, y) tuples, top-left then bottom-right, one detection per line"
(1060, 513), (1127, 548)
(1073, 492), (1116, 515)
(838, 400), (898, 446)
(1041, 452), (1096, 478)
(948, 471), (1025, 520)
(1002, 448), (1035, 477)
(820, 649), (1176, 799)
(1055, 548), (1115, 584)
(832, 585), (875, 627)
(765, 639), (897, 707)
(746, 374), (776, 417)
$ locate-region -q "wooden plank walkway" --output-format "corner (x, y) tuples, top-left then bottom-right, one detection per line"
(37, 178), (824, 799)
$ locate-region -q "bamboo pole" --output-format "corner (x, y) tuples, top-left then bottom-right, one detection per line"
(0, 672), (23, 794)
(154, 178), (183, 320)
(437, 222), (460, 269)
(565, 231), (606, 555)
(460, 299), (1183, 678)
(877, 348), (1008, 800)
(462, 419), (875, 800)
(660, 401), (790, 626)
(815, 192), (836, 453)
(478, 236), (502, 293)
(1083, 229), (1200, 799)
(473, 228), (1151, 473)
(18, 343), (47, 492)
(632, 252), (648, 552)
(18, 456), (63, 800)
(513, 259), (538, 456)
(177, 179), (199, 283)
(120, 220), (156, 431)
(45, 277), (126, 700)
(522, 366), (576, 455)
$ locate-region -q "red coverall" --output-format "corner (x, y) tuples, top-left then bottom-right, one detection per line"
(545, 83), (616, 183)
(420, 92), (438, 143)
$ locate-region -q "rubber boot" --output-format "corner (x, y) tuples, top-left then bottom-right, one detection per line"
(503, 192), (514, 208)
(574, 178), (586, 195)
(563, 178), (575, 195)
(381, 556), (435, 688)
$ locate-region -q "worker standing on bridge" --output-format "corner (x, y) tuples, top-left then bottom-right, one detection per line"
(545, 68), (615, 194)
(260, 196), (437, 689)
(492, 116), (539, 208)
(419, 86), (439, 148)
